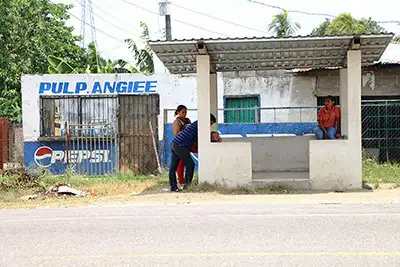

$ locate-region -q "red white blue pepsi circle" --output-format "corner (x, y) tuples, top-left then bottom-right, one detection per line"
(34, 146), (53, 167)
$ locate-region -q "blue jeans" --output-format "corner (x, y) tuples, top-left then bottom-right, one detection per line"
(314, 127), (337, 140)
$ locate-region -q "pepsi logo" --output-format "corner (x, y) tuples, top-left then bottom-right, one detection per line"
(34, 146), (53, 167)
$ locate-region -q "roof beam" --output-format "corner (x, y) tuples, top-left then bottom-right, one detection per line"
(196, 41), (216, 73)
(154, 45), (388, 57)
(350, 35), (361, 50)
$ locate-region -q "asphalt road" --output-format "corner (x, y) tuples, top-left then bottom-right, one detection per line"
(1, 203), (400, 267)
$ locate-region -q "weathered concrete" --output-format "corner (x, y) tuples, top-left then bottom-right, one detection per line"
(197, 56), (252, 187)
(311, 66), (400, 96)
(310, 140), (362, 191)
(222, 71), (316, 123)
(223, 136), (315, 172)
(309, 51), (363, 191)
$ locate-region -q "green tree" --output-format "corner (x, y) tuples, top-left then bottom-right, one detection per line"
(82, 42), (107, 74)
(311, 13), (386, 36)
(393, 36), (400, 43)
(0, 0), (85, 121)
(311, 19), (330, 36)
(49, 21), (155, 75)
(125, 22), (155, 74)
(268, 10), (301, 37)
(48, 42), (133, 74)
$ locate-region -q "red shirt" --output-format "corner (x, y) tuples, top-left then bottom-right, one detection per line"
(318, 106), (340, 128)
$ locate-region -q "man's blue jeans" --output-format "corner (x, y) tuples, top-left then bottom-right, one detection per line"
(314, 127), (337, 140)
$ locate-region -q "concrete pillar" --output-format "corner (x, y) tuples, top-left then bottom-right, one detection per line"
(210, 73), (218, 129)
(346, 50), (362, 144)
(339, 68), (348, 138)
(346, 50), (362, 188)
(196, 55), (211, 182)
(310, 50), (362, 190)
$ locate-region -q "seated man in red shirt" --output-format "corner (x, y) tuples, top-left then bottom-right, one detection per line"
(314, 95), (341, 140)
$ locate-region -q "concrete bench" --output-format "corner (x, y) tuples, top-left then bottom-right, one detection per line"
(220, 134), (243, 138)
(246, 134), (273, 138)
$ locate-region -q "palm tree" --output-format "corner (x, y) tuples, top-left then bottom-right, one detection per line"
(125, 22), (154, 74)
(268, 10), (301, 37)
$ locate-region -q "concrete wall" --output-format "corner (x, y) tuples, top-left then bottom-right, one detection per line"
(161, 122), (318, 168)
(161, 66), (400, 128)
(223, 136), (315, 172)
(309, 66), (400, 96)
(204, 142), (253, 187)
(310, 51), (363, 191)
(310, 140), (362, 190)
(21, 74), (206, 142)
(222, 71), (316, 123)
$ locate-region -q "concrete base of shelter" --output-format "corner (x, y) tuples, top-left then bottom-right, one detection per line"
(198, 142), (252, 188)
(252, 171), (311, 190)
(309, 140), (362, 191)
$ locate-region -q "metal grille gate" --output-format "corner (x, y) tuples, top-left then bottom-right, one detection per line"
(119, 95), (160, 174)
(67, 123), (119, 175)
(61, 95), (160, 175)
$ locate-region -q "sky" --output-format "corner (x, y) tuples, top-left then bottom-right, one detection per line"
(57, 0), (400, 72)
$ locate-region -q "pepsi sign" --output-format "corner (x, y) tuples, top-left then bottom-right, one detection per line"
(34, 146), (110, 168)
(38, 80), (158, 95)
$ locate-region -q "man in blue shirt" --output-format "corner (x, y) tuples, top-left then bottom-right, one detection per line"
(169, 113), (217, 192)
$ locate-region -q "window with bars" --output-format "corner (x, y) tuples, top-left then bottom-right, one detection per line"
(40, 96), (118, 137)
(224, 95), (260, 123)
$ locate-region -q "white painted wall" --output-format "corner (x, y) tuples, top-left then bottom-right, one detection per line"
(309, 51), (363, 191)
(162, 73), (225, 125)
(310, 140), (361, 190)
(223, 136), (315, 172)
(222, 71), (317, 123)
(21, 74), (201, 142)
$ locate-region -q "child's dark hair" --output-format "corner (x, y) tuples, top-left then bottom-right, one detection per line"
(325, 95), (336, 106)
(175, 105), (187, 116)
(325, 95), (334, 102)
(210, 113), (216, 123)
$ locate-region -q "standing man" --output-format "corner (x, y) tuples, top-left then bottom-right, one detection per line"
(314, 95), (341, 140)
(169, 113), (216, 192)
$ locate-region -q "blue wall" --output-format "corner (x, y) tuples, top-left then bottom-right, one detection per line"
(160, 122), (317, 168)
(24, 140), (119, 175)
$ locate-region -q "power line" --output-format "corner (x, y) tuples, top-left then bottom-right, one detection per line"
(118, 0), (228, 36)
(172, 3), (269, 35)
(73, 0), (140, 38)
(248, 0), (336, 18)
(98, 43), (129, 54)
(51, 1), (126, 44)
(85, 0), (163, 37)
(248, 0), (400, 24)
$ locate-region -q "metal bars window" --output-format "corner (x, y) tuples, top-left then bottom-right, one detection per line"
(40, 96), (118, 137)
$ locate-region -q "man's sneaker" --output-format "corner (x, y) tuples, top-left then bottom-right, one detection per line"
(171, 188), (180, 192)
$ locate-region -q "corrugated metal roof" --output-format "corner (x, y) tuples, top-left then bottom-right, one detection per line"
(379, 43), (400, 64)
(149, 34), (394, 74)
(291, 42), (400, 73)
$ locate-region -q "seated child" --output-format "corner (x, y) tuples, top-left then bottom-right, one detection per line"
(211, 131), (222, 142)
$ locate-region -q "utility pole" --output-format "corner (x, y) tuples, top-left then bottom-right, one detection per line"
(159, 0), (172, 41)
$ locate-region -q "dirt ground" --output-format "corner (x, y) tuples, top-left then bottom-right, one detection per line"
(1, 185), (400, 210)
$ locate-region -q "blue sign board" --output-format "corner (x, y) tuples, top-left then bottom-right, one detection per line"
(24, 141), (119, 175)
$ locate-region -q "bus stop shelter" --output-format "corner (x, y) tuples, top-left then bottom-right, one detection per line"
(149, 34), (393, 190)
